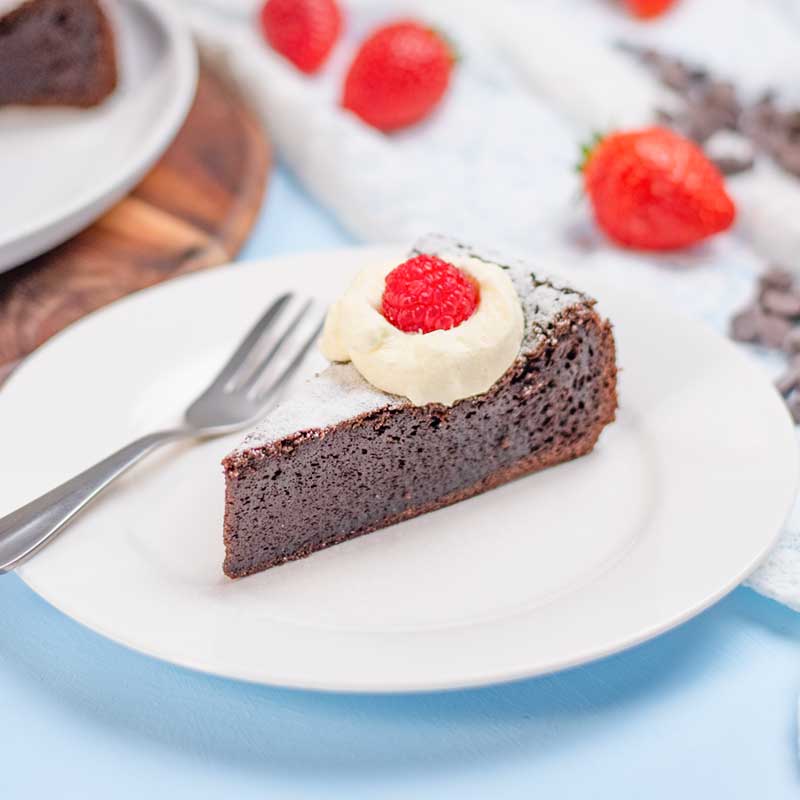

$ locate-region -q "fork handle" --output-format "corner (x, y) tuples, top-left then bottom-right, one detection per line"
(0, 429), (188, 574)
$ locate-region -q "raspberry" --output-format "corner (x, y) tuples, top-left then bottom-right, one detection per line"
(381, 255), (479, 333)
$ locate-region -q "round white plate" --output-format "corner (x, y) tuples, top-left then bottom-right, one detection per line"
(2, 247), (797, 692)
(0, 0), (197, 272)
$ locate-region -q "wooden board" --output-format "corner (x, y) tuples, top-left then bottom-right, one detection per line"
(0, 60), (271, 385)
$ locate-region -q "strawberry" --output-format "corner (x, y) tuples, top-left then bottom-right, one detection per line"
(342, 20), (455, 132)
(260, 0), (342, 74)
(581, 127), (736, 251)
(624, 0), (678, 19)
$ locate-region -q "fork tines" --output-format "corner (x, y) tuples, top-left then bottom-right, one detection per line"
(225, 294), (325, 400)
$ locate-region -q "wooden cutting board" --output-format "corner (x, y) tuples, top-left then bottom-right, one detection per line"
(0, 60), (271, 386)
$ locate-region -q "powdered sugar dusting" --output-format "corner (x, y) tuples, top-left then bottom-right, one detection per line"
(231, 236), (589, 452)
(233, 362), (402, 452)
(412, 233), (589, 350)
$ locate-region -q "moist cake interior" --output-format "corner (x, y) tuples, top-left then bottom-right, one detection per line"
(0, 0), (117, 108)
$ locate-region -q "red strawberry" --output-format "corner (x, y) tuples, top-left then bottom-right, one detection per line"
(624, 0), (678, 19)
(260, 0), (342, 74)
(382, 254), (478, 333)
(342, 21), (455, 132)
(581, 127), (736, 251)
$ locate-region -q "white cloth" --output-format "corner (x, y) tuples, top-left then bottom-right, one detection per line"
(177, 0), (800, 609)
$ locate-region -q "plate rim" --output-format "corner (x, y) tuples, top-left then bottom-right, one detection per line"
(19, 529), (794, 694)
(6, 245), (800, 693)
(0, 0), (198, 269)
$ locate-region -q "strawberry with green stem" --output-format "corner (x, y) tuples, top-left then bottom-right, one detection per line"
(580, 126), (736, 251)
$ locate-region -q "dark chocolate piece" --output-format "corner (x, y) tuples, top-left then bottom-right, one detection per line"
(762, 266), (794, 291)
(787, 393), (800, 423)
(760, 314), (793, 349)
(783, 328), (800, 354)
(761, 289), (800, 318)
(712, 155), (755, 176)
(619, 46), (800, 178)
(730, 306), (762, 343)
(775, 370), (800, 397)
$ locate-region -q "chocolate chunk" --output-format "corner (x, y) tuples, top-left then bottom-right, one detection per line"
(775, 369), (800, 396)
(742, 98), (780, 143)
(629, 46), (800, 186)
(700, 83), (740, 129)
(713, 155), (755, 175)
(765, 128), (791, 155)
(730, 307), (763, 342)
(655, 108), (676, 125)
(686, 109), (725, 143)
(761, 288), (800, 317)
(761, 314), (794, 348)
(776, 145), (800, 177)
(658, 60), (692, 91)
(761, 266), (794, 290)
(787, 393), (800, 423)
(706, 81), (739, 110)
(687, 65), (708, 83)
(637, 47), (661, 66)
(745, 123), (780, 151)
(784, 327), (800, 353)
(753, 92), (778, 118)
(785, 110), (800, 140)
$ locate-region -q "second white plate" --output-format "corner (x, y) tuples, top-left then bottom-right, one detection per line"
(0, 0), (197, 272)
(2, 247), (797, 692)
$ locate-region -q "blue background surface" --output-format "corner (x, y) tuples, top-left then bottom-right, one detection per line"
(2, 166), (800, 799)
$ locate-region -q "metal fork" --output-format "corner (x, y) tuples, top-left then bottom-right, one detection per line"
(0, 293), (324, 574)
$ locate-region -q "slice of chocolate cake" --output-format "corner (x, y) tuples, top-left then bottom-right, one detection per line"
(0, 0), (117, 108)
(222, 236), (618, 578)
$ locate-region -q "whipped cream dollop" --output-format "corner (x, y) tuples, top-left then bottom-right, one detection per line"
(320, 255), (524, 406)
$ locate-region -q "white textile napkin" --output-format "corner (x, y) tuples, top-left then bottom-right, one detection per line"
(174, 0), (800, 610)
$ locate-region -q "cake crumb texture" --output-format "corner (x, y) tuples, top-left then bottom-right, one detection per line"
(222, 304), (617, 578)
(0, 0), (117, 108)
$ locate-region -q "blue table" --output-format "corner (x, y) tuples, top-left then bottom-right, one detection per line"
(3, 166), (800, 799)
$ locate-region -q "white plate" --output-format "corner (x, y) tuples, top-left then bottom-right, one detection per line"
(2, 247), (797, 692)
(0, 0), (197, 272)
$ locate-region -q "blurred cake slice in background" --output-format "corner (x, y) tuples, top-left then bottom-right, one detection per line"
(0, 0), (117, 108)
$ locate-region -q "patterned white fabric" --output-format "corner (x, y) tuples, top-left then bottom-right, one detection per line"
(178, 0), (800, 609)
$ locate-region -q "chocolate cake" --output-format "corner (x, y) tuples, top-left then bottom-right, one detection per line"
(222, 236), (618, 578)
(0, 0), (117, 108)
